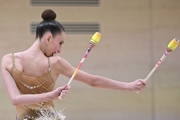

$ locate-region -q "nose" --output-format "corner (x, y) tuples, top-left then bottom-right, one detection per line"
(58, 46), (61, 53)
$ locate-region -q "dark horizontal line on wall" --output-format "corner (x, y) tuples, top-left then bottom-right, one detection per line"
(30, 0), (100, 6)
(30, 22), (100, 34)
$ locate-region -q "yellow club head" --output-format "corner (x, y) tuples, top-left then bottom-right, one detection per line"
(90, 32), (102, 45)
(168, 38), (179, 51)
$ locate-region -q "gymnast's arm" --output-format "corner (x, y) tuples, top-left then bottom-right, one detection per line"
(1, 54), (69, 106)
(55, 56), (146, 92)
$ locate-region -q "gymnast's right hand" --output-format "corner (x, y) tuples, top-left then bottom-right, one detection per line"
(51, 84), (70, 100)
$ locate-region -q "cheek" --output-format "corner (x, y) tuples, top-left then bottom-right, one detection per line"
(54, 42), (60, 50)
(49, 44), (54, 50)
(48, 43), (56, 52)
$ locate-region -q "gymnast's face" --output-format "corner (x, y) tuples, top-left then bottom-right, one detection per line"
(44, 31), (66, 57)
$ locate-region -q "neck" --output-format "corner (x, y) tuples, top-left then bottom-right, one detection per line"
(25, 39), (46, 57)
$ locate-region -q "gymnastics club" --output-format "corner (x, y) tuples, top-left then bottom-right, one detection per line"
(144, 38), (179, 82)
(137, 38), (179, 93)
(59, 32), (101, 99)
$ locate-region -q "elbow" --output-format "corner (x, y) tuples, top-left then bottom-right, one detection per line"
(90, 76), (100, 87)
(10, 95), (21, 106)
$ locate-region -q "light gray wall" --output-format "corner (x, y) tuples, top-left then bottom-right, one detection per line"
(0, 0), (180, 120)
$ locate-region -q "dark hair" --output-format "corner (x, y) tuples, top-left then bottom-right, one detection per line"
(35, 9), (65, 39)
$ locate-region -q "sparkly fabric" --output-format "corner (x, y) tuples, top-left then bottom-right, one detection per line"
(10, 54), (56, 120)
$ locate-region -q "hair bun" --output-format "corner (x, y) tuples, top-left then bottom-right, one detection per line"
(41, 9), (56, 20)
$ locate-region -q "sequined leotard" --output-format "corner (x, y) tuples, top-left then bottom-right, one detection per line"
(10, 53), (56, 120)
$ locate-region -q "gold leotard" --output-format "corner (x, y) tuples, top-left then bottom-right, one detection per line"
(10, 53), (56, 120)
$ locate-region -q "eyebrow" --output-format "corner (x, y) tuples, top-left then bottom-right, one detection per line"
(60, 41), (64, 44)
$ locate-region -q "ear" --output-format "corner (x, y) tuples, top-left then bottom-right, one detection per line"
(45, 33), (52, 44)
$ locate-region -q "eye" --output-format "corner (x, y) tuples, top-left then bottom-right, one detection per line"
(59, 41), (64, 45)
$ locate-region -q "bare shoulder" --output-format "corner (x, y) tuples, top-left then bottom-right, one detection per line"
(50, 56), (71, 66)
(49, 56), (74, 77)
(1, 53), (21, 62)
(1, 53), (13, 64)
(1, 53), (13, 71)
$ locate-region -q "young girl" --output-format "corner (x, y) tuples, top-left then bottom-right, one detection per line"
(1, 9), (146, 120)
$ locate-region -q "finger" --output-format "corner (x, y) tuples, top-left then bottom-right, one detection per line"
(61, 85), (70, 90)
(58, 95), (63, 100)
(61, 90), (68, 94)
(138, 86), (142, 91)
(58, 87), (68, 100)
(136, 83), (142, 89)
(137, 82), (142, 86)
(59, 85), (67, 90)
(59, 92), (65, 100)
(59, 89), (68, 100)
(141, 83), (146, 89)
(137, 80), (145, 88)
(141, 81), (146, 86)
(58, 91), (64, 100)
(64, 85), (70, 90)
(58, 85), (68, 91)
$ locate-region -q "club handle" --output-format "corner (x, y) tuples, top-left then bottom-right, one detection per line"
(136, 52), (168, 93)
(136, 38), (179, 94)
(58, 47), (92, 100)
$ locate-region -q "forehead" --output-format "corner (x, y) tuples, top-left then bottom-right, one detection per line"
(54, 32), (66, 41)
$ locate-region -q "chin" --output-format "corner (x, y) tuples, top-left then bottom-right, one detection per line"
(44, 53), (51, 57)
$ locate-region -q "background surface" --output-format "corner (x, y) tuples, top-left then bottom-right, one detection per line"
(0, 0), (180, 120)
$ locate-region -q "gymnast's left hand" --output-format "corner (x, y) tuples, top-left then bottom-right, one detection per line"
(128, 79), (146, 92)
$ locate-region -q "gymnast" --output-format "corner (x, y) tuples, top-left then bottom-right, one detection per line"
(1, 9), (146, 120)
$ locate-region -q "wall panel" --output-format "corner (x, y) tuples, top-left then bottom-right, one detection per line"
(0, 0), (179, 119)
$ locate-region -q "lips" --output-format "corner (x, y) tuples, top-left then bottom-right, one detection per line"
(51, 51), (59, 56)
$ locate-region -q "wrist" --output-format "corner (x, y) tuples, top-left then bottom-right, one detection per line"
(126, 83), (132, 91)
(46, 91), (54, 100)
